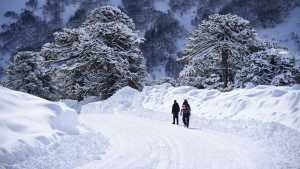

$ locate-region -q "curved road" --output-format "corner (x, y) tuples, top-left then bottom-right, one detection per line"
(78, 113), (279, 169)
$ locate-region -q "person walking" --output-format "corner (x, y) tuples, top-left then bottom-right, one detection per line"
(171, 100), (180, 125)
(181, 99), (191, 128)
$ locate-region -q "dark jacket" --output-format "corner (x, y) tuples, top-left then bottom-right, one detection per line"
(172, 102), (180, 115)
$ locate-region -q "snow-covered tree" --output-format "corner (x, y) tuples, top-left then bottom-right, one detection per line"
(235, 48), (299, 87)
(4, 51), (58, 99)
(178, 14), (258, 89)
(4, 6), (146, 101)
(178, 14), (299, 89)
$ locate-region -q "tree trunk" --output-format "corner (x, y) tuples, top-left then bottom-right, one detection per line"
(221, 48), (229, 88)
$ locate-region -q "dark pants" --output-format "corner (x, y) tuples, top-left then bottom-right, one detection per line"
(182, 114), (190, 128)
(172, 114), (179, 125)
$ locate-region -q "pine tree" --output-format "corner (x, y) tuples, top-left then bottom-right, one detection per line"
(178, 14), (299, 89)
(4, 6), (146, 101)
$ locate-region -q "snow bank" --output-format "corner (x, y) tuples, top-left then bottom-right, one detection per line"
(81, 83), (300, 131)
(0, 86), (79, 164)
(7, 133), (107, 169)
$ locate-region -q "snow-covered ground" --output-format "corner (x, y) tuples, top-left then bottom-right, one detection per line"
(1, 84), (300, 169)
(0, 86), (78, 150)
(79, 84), (300, 169)
(78, 113), (295, 169)
(0, 86), (107, 169)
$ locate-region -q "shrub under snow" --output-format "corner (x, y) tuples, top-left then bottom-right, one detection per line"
(4, 6), (146, 101)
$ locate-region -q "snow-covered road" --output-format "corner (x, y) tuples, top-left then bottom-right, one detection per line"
(2, 85), (300, 169)
(78, 113), (282, 169)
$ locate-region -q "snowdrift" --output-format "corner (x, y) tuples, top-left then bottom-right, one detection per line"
(82, 83), (300, 131)
(0, 86), (79, 164)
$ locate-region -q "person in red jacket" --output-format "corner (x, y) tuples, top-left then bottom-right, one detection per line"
(180, 99), (191, 128)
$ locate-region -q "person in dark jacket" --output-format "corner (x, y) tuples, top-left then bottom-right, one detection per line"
(171, 100), (180, 125)
(181, 99), (191, 128)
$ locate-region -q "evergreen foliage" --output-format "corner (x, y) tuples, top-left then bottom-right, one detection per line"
(178, 14), (299, 89)
(4, 6), (146, 101)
